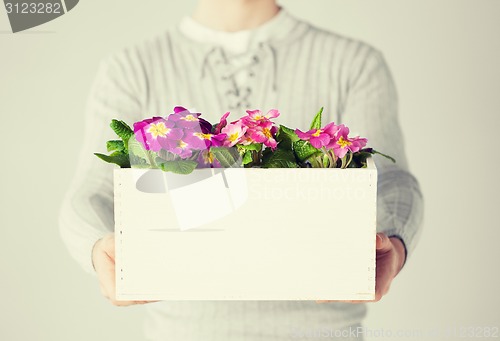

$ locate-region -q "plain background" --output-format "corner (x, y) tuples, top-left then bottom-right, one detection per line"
(1, 1), (499, 340)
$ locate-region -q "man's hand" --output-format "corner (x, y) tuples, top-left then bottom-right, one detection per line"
(316, 232), (406, 304)
(92, 233), (157, 306)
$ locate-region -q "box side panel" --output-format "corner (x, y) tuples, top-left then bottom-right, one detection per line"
(116, 168), (376, 301)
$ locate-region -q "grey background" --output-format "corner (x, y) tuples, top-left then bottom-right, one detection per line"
(1, 0), (499, 340)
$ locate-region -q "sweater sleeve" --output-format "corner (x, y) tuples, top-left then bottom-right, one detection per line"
(58, 54), (143, 276)
(339, 44), (424, 262)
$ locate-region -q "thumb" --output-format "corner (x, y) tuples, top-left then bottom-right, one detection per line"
(376, 233), (392, 252)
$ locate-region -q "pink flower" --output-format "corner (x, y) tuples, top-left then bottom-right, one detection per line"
(349, 136), (368, 153)
(221, 121), (248, 147)
(242, 109), (280, 127)
(133, 117), (183, 152)
(215, 112), (231, 134)
(295, 122), (340, 149)
(326, 124), (367, 158)
(247, 121), (278, 149)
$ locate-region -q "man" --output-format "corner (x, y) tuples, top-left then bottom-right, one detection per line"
(60, 0), (423, 339)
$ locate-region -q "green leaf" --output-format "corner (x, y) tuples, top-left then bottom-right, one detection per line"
(277, 125), (299, 142)
(110, 119), (134, 141)
(293, 140), (321, 162)
(349, 151), (373, 168)
(261, 149), (298, 168)
(276, 125), (299, 150)
(242, 151), (253, 165)
(372, 149), (396, 163)
(106, 140), (125, 153)
(323, 154), (330, 167)
(237, 143), (262, 153)
(157, 149), (178, 162)
(210, 147), (242, 168)
(159, 160), (198, 174)
(94, 153), (130, 168)
(309, 107), (324, 130)
(127, 135), (157, 167)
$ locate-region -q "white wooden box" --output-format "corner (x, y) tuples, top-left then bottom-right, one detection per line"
(114, 158), (377, 301)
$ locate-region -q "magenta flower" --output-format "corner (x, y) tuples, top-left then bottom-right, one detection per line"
(242, 109), (280, 127)
(186, 131), (227, 150)
(295, 122), (340, 149)
(215, 111), (231, 134)
(222, 120), (248, 147)
(247, 121), (278, 149)
(326, 124), (367, 158)
(349, 136), (368, 153)
(168, 106), (212, 133)
(133, 117), (183, 152)
(295, 129), (330, 149)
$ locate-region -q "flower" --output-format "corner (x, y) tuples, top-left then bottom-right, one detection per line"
(295, 122), (340, 149)
(215, 112), (231, 134)
(168, 106), (212, 133)
(162, 137), (194, 159)
(247, 121), (278, 149)
(350, 137), (368, 152)
(242, 109), (280, 127)
(186, 131), (227, 150)
(222, 121), (248, 147)
(134, 117), (183, 152)
(326, 124), (367, 158)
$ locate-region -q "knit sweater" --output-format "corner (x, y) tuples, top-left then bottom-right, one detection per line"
(59, 9), (423, 340)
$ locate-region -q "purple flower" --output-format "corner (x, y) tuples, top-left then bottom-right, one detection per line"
(162, 137), (194, 159)
(185, 130), (227, 150)
(133, 117), (183, 152)
(168, 106), (212, 133)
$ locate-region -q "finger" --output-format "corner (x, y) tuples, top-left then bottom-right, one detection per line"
(376, 233), (392, 252)
(102, 234), (116, 260)
(109, 299), (160, 307)
(95, 249), (118, 303)
(315, 300), (364, 304)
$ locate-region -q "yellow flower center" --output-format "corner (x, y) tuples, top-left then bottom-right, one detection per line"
(194, 132), (212, 140)
(229, 133), (240, 142)
(147, 122), (169, 138)
(263, 128), (272, 139)
(311, 129), (322, 137)
(182, 114), (198, 122)
(336, 136), (352, 148)
(178, 140), (188, 149)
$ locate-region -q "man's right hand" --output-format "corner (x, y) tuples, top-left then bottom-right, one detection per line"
(92, 233), (157, 306)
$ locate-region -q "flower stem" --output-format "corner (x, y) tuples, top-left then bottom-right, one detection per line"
(344, 151), (353, 168)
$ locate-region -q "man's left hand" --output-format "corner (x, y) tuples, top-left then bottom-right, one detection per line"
(316, 232), (406, 304)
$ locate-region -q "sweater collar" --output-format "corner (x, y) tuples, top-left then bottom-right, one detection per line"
(176, 8), (306, 54)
